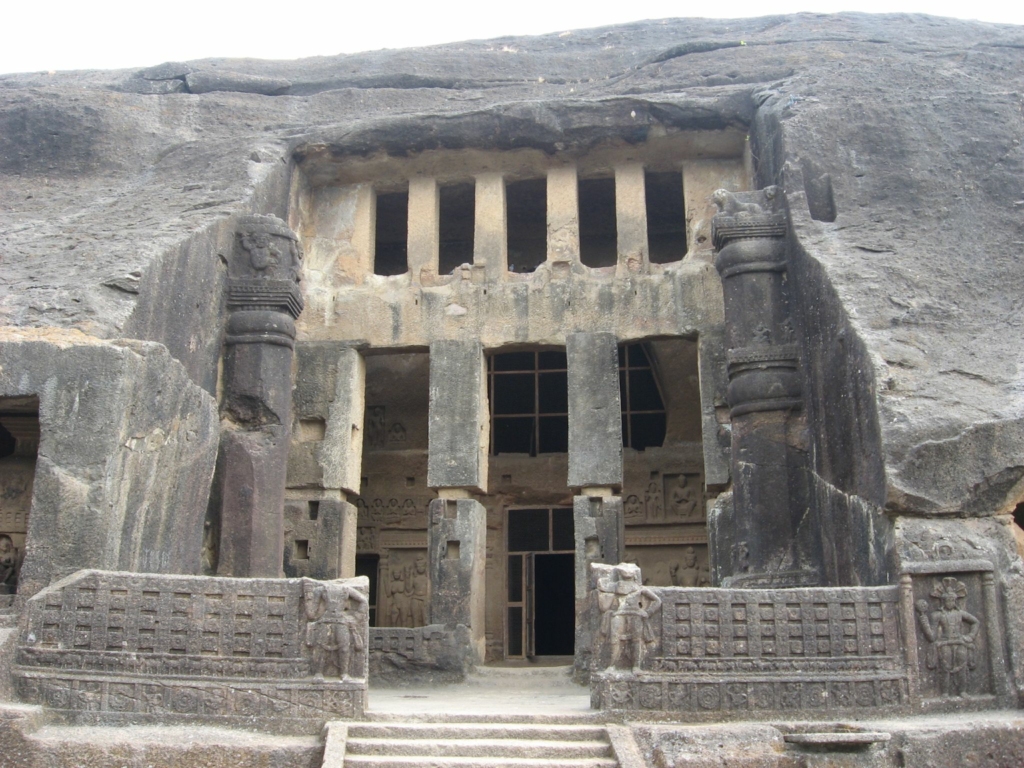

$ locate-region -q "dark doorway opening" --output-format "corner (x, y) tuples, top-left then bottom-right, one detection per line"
(506, 507), (575, 658)
(533, 553), (575, 656)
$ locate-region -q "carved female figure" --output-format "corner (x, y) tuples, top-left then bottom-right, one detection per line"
(915, 577), (980, 696)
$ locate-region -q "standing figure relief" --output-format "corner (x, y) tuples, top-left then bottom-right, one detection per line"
(302, 580), (368, 681)
(597, 564), (662, 672)
(915, 577), (980, 697)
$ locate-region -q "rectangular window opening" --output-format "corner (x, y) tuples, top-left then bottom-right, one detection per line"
(374, 189), (409, 276)
(579, 177), (617, 268)
(439, 182), (475, 274)
(294, 540), (310, 560)
(645, 170), (686, 264)
(506, 178), (547, 273)
(489, 349), (567, 456)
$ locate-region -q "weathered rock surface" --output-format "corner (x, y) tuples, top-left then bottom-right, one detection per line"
(0, 329), (219, 597)
(1, 13), (1022, 519)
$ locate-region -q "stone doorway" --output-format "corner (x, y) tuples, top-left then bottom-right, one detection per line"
(505, 507), (575, 659)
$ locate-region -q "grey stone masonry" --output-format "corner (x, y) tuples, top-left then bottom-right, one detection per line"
(427, 340), (488, 492)
(567, 333), (623, 489)
(428, 498), (487, 662)
(13, 570), (369, 733)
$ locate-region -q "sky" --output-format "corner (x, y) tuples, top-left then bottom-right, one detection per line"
(2, 0), (1023, 76)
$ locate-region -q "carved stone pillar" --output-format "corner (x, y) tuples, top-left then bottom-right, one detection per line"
(426, 340), (489, 660)
(218, 214), (303, 578)
(710, 188), (817, 587)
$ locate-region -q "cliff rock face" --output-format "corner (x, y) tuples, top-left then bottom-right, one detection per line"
(1, 12), (1022, 522)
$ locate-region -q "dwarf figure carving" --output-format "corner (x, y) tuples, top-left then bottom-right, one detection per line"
(916, 576), (980, 697)
(302, 580), (368, 680)
(597, 564), (662, 672)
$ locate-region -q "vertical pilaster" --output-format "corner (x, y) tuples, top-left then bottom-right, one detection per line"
(614, 163), (648, 274)
(474, 172), (507, 281)
(407, 177), (439, 281)
(547, 165), (580, 264)
(218, 214), (303, 578)
(711, 187), (815, 588)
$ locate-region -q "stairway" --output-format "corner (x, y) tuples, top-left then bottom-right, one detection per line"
(333, 722), (619, 768)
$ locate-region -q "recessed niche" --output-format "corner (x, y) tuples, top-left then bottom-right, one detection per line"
(439, 182), (475, 274)
(645, 170), (686, 263)
(579, 177), (617, 268)
(506, 178), (547, 273)
(374, 189), (409, 276)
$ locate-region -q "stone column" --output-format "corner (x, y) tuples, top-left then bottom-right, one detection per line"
(474, 173), (507, 282)
(710, 187), (815, 587)
(547, 166), (580, 266)
(614, 163), (649, 275)
(567, 331), (624, 590)
(426, 340), (489, 660)
(567, 332), (624, 679)
(218, 214), (303, 578)
(428, 497), (487, 661)
(407, 177), (439, 281)
(284, 344), (364, 581)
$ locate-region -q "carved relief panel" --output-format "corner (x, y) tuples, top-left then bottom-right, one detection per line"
(377, 548), (430, 629)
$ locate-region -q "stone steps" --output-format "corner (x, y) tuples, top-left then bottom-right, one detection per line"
(339, 722), (618, 768)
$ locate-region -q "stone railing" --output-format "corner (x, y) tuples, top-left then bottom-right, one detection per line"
(369, 624), (474, 684)
(587, 561), (1014, 718)
(13, 570), (368, 732)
